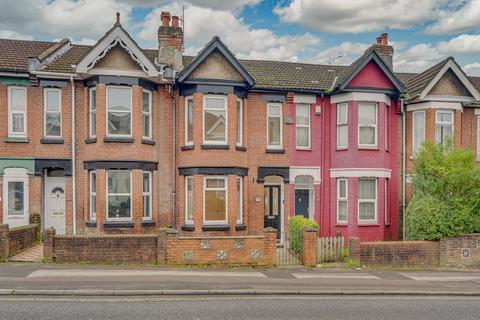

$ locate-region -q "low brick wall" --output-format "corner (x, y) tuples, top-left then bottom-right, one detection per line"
(440, 234), (480, 267)
(349, 237), (440, 266)
(0, 224), (39, 260)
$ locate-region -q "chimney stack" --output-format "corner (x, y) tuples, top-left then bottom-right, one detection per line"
(158, 11), (183, 71)
(365, 32), (394, 70)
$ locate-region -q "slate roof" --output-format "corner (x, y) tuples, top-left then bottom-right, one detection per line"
(0, 38), (57, 72)
(403, 58), (451, 98)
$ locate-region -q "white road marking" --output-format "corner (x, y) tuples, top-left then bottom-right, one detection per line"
(292, 273), (380, 280)
(400, 273), (480, 282)
(27, 269), (267, 278)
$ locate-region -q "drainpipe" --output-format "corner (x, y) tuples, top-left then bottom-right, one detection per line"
(168, 84), (177, 228)
(400, 98), (405, 240)
(70, 75), (77, 235)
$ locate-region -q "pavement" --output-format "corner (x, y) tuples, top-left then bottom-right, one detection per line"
(1, 263), (480, 296)
(9, 244), (43, 262)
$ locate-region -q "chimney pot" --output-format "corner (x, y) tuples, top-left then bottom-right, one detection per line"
(376, 36), (382, 44)
(161, 11), (171, 27)
(381, 33), (388, 45)
(172, 16), (180, 27)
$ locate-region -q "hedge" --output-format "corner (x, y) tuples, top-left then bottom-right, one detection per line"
(289, 216), (319, 255)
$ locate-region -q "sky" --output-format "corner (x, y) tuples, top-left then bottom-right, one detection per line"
(2, 0), (480, 75)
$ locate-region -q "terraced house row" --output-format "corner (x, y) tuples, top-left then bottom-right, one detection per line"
(1, 12), (479, 242)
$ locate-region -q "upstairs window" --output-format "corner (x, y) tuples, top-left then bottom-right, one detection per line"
(107, 86), (132, 136)
(435, 111), (453, 144)
(8, 87), (27, 137)
(358, 178), (377, 223)
(204, 95), (227, 144)
(412, 111), (425, 154)
(336, 103), (348, 148)
(236, 99), (243, 146)
(296, 104), (310, 149)
(185, 97), (194, 145)
(267, 103), (282, 149)
(89, 88), (96, 138)
(44, 88), (61, 138)
(358, 102), (377, 147)
(142, 90), (152, 139)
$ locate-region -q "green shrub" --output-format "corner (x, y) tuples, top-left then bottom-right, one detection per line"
(289, 216), (319, 255)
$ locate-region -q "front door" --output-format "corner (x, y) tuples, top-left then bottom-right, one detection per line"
(264, 185), (281, 239)
(45, 178), (66, 235)
(295, 189), (310, 218)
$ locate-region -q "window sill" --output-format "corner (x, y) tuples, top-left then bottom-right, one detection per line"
(335, 223), (348, 227)
(201, 144), (229, 150)
(85, 221), (97, 227)
(202, 225), (230, 231)
(181, 224), (195, 231)
(235, 224), (247, 231)
(235, 145), (247, 152)
(41, 138), (64, 144)
(181, 145), (194, 151)
(265, 148), (285, 154)
(3, 137), (29, 143)
(336, 147), (348, 151)
(103, 222), (134, 228)
(141, 138), (155, 145)
(141, 220), (156, 227)
(103, 137), (134, 143)
(357, 223), (379, 227)
(85, 137), (97, 144)
(296, 148), (312, 151)
(358, 146), (379, 150)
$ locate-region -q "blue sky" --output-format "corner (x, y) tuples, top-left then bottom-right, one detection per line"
(2, 0), (480, 74)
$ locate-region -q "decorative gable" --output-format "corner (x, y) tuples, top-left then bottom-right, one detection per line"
(92, 44), (143, 72)
(428, 68), (473, 97)
(188, 50), (244, 81)
(346, 61), (395, 90)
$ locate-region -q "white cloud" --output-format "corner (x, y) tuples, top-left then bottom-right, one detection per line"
(307, 42), (370, 65)
(425, 0), (480, 35)
(0, 30), (34, 40)
(394, 43), (443, 72)
(463, 62), (480, 76)
(437, 34), (480, 55)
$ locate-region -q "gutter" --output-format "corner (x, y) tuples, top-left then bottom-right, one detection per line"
(31, 70), (80, 79)
(400, 98), (406, 240)
(70, 75), (77, 235)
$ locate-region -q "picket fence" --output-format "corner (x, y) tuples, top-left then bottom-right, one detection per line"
(317, 236), (345, 263)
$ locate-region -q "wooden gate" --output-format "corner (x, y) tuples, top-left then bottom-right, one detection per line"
(317, 236), (345, 263)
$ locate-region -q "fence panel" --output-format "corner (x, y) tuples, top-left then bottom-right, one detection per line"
(317, 236), (344, 263)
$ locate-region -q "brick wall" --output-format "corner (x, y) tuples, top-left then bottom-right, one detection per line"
(440, 234), (480, 267)
(0, 224), (38, 260)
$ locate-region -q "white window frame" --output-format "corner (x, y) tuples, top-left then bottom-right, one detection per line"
(236, 177), (243, 224)
(295, 103), (311, 149)
(336, 103), (348, 149)
(185, 96), (194, 146)
(385, 105), (389, 150)
(142, 171), (152, 221)
(185, 176), (194, 225)
(267, 103), (283, 149)
(358, 102), (378, 148)
(412, 110), (425, 154)
(8, 86), (27, 138)
(142, 90), (152, 140)
(106, 85), (133, 137)
(385, 179), (389, 225)
(203, 176), (228, 225)
(2, 168), (29, 227)
(89, 171), (96, 221)
(43, 88), (62, 139)
(106, 170), (132, 221)
(336, 178), (348, 224)
(435, 110), (454, 144)
(358, 178), (377, 224)
(89, 87), (96, 138)
(203, 94), (228, 145)
(477, 116), (480, 161)
(236, 98), (243, 146)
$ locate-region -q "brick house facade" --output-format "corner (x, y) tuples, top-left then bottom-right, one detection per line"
(1, 12), (480, 242)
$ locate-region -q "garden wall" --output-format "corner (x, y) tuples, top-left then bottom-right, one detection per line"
(0, 224), (39, 260)
(440, 234), (480, 267)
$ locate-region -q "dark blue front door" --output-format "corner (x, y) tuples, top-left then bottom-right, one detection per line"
(295, 189), (309, 218)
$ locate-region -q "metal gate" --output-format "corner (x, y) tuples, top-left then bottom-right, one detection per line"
(276, 232), (301, 265)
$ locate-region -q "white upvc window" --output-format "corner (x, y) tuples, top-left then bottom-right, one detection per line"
(142, 171), (152, 220)
(106, 86), (132, 137)
(142, 90), (152, 139)
(385, 105), (389, 150)
(435, 110), (454, 144)
(296, 103), (310, 149)
(412, 111), (425, 154)
(236, 98), (243, 146)
(336, 178), (348, 224)
(89, 87), (96, 138)
(477, 116), (480, 161)
(185, 176), (194, 224)
(203, 95), (227, 144)
(385, 179), (389, 225)
(44, 88), (62, 138)
(236, 177), (243, 224)
(358, 178), (377, 223)
(2, 168), (29, 228)
(89, 171), (96, 221)
(267, 103), (282, 149)
(203, 176), (228, 224)
(106, 170), (132, 221)
(185, 96), (194, 145)
(8, 86), (27, 137)
(336, 103), (348, 148)
(358, 102), (378, 147)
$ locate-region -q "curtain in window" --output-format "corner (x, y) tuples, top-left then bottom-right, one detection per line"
(358, 179), (376, 221)
(358, 103), (376, 145)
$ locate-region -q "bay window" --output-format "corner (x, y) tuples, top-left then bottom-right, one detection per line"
(337, 103), (348, 148)
(412, 111), (425, 154)
(358, 102), (377, 147)
(107, 86), (132, 136)
(89, 87), (96, 138)
(296, 104), (310, 148)
(8, 87), (27, 137)
(203, 95), (227, 144)
(236, 99), (243, 146)
(236, 177), (243, 224)
(185, 176), (194, 224)
(44, 88), (61, 138)
(89, 171), (96, 221)
(267, 103), (282, 149)
(143, 172), (152, 220)
(358, 178), (377, 223)
(107, 170), (131, 220)
(435, 111), (453, 144)
(142, 90), (152, 139)
(204, 177), (227, 224)
(337, 178), (348, 224)
(185, 97), (193, 145)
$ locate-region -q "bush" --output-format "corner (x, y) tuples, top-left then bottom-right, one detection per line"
(289, 216), (319, 255)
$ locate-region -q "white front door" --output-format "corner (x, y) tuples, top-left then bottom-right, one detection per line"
(45, 178), (66, 235)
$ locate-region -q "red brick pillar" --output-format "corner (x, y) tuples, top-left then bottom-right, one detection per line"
(302, 227), (317, 267)
(349, 236), (361, 265)
(0, 224), (9, 261)
(165, 228), (179, 264)
(43, 227), (56, 262)
(157, 227), (168, 265)
(263, 227), (277, 266)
